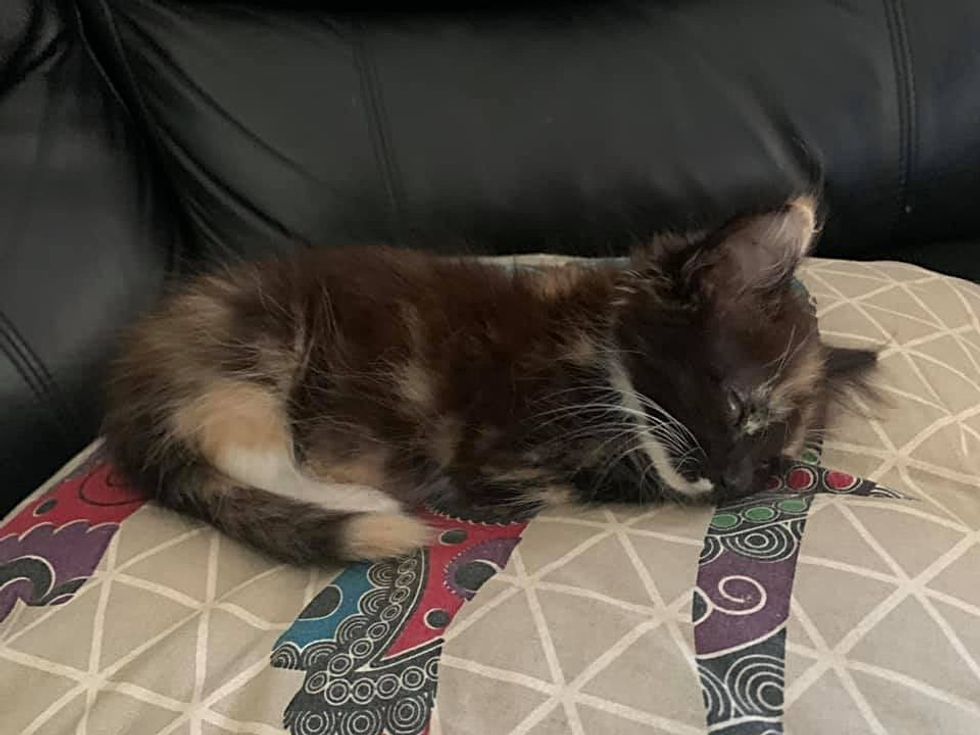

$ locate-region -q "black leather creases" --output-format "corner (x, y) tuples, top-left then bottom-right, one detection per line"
(352, 24), (408, 246)
(0, 309), (78, 443)
(1, 0), (176, 511)
(66, 0), (979, 262)
(882, 0), (918, 244)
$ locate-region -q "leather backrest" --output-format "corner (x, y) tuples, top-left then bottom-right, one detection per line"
(78, 0), (980, 260)
(0, 0), (176, 511)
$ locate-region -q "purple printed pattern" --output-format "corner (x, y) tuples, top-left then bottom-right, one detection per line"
(0, 521), (118, 621)
(694, 458), (905, 734)
(0, 451), (146, 622)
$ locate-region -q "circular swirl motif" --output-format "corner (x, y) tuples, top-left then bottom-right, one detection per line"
(368, 561), (396, 586)
(351, 677), (377, 705)
(305, 670), (329, 694)
(361, 589), (388, 616)
(787, 467), (816, 491)
(714, 575), (767, 616)
(699, 536), (723, 565)
(338, 616), (369, 645)
(300, 641), (338, 669)
(380, 604), (403, 622)
(326, 679), (351, 706)
(727, 654), (784, 716)
(376, 673), (401, 700)
(350, 637), (375, 660)
(294, 710), (333, 735)
(385, 694), (430, 735)
(743, 506), (776, 523)
(328, 652), (354, 677)
(824, 469), (859, 492)
(270, 642), (301, 669)
(697, 664), (731, 723)
(399, 666), (426, 692)
(367, 621), (390, 641)
(424, 656), (440, 681)
(777, 498), (808, 514)
(710, 512), (741, 531)
(344, 708), (383, 735)
(724, 521), (801, 561)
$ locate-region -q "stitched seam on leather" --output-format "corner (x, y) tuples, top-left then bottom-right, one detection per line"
(883, 0), (918, 234)
(353, 27), (408, 245)
(81, 0), (190, 270)
(1, 29), (78, 439)
(70, 0), (136, 120)
(120, 18), (299, 248)
(0, 310), (76, 442)
(85, 0), (167, 176)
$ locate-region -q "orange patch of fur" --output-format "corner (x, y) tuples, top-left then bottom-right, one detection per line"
(429, 416), (462, 467)
(172, 380), (290, 462)
(397, 361), (435, 410)
(340, 513), (432, 560)
(307, 447), (391, 489)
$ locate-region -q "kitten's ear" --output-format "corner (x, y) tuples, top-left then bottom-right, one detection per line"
(695, 196), (820, 299)
(630, 196), (820, 306)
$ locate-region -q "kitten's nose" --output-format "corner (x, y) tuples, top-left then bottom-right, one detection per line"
(720, 459), (755, 496)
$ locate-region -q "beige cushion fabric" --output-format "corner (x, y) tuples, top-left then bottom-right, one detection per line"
(1, 257), (978, 734)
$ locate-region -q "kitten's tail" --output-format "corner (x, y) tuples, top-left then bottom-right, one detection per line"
(172, 478), (430, 566)
(105, 435), (429, 566)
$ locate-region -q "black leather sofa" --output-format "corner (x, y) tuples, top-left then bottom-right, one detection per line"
(2, 0), (979, 514)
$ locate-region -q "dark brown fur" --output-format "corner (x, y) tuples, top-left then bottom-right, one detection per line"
(104, 197), (876, 566)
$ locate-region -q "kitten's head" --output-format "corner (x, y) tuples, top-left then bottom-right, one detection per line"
(613, 197), (875, 502)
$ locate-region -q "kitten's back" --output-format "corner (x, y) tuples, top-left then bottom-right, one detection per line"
(103, 248), (444, 565)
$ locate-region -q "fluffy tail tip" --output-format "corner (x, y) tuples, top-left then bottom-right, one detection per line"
(340, 512), (433, 561)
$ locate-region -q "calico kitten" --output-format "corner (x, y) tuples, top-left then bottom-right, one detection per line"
(104, 197), (874, 565)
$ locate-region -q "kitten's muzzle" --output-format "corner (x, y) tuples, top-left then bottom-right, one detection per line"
(715, 456), (774, 499)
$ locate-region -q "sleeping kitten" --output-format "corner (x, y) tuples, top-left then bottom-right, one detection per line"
(104, 197), (874, 565)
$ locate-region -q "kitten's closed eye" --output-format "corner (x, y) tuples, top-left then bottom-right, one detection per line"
(726, 389), (746, 426)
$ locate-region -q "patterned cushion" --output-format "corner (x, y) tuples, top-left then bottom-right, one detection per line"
(1, 257), (978, 735)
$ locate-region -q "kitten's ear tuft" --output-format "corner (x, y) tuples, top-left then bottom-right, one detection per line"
(702, 196), (820, 297)
(629, 196), (821, 305)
